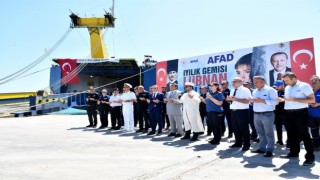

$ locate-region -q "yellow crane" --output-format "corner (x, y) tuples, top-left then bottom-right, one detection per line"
(69, 4), (115, 58)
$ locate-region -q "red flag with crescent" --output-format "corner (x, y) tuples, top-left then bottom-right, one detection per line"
(156, 61), (167, 91)
(58, 59), (79, 84)
(290, 38), (316, 84)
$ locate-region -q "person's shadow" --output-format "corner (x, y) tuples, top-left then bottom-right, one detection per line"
(102, 130), (123, 135)
(192, 143), (216, 151)
(241, 154), (276, 168)
(67, 127), (87, 130)
(132, 133), (154, 140)
(163, 139), (193, 147)
(273, 159), (319, 179)
(216, 148), (246, 159)
(118, 132), (136, 137)
(150, 136), (173, 142)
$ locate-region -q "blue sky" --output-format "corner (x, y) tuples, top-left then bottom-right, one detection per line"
(0, 0), (319, 93)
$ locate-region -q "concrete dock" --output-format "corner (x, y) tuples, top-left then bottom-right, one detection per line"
(0, 115), (319, 179)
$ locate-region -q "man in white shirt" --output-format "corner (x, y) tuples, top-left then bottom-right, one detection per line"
(226, 77), (252, 151)
(279, 72), (315, 166)
(250, 76), (278, 157)
(120, 83), (137, 132)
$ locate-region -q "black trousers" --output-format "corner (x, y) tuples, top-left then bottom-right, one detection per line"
(223, 108), (233, 135)
(87, 105), (97, 126)
(99, 105), (109, 127)
(134, 103), (138, 127)
(200, 111), (211, 134)
(208, 111), (224, 142)
(285, 108), (314, 159)
(249, 110), (257, 138)
(231, 109), (250, 147)
(110, 106), (122, 128)
(274, 113), (286, 142)
(138, 106), (150, 131)
(120, 106), (124, 126)
(308, 116), (320, 147)
(162, 106), (170, 128)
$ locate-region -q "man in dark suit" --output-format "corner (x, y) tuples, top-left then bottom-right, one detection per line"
(147, 85), (164, 135)
(269, 52), (291, 86)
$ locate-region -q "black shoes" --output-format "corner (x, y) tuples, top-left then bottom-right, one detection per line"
(156, 132), (162, 136)
(142, 130), (148, 134)
(228, 134), (233, 138)
(181, 130), (191, 140)
(209, 140), (220, 145)
(190, 132), (199, 141)
(276, 141), (284, 146)
(93, 125), (97, 128)
(86, 125), (93, 127)
(147, 131), (156, 135)
(241, 146), (250, 151)
(98, 126), (106, 129)
(251, 149), (266, 154)
(280, 153), (299, 159)
(181, 136), (190, 140)
(251, 149), (272, 157)
(264, 151), (273, 157)
(174, 134), (182, 138)
(303, 159), (315, 166)
(229, 144), (242, 148)
(136, 129), (143, 133)
(168, 133), (176, 137)
(252, 138), (260, 142)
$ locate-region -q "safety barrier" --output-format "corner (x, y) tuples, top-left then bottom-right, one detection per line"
(29, 94), (69, 115)
(1, 92), (89, 117)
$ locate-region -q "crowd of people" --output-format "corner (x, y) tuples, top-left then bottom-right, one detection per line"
(84, 72), (320, 166)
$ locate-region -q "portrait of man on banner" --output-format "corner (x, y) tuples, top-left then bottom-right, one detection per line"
(166, 59), (179, 91)
(269, 52), (291, 86)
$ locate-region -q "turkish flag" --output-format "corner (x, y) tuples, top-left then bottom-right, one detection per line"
(156, 61), (167, 92)
(58, 59), (79, 84)
(290, 38), (316, 83)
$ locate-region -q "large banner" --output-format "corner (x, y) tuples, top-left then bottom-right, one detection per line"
(156, 38), (316, 92)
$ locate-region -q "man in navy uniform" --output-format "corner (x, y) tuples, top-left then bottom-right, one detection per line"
(308, 75), (320, 151)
